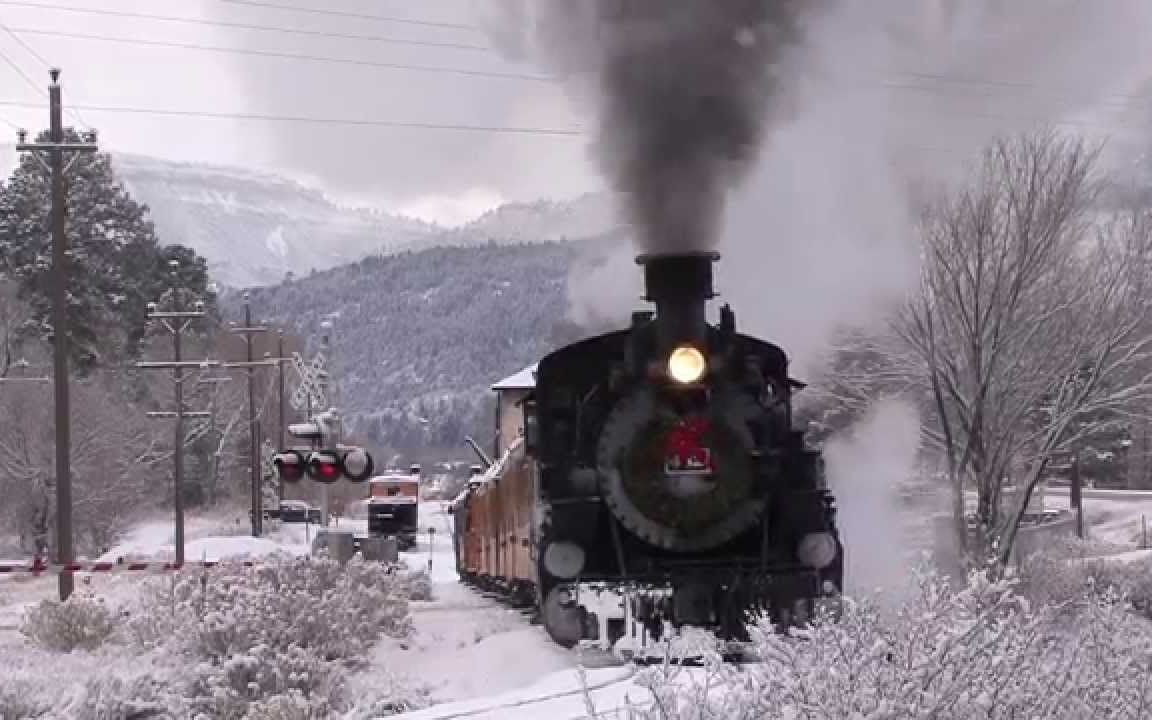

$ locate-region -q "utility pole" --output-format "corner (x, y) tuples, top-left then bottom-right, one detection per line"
(15, 68), (98, 600)
(196, 376), (231, 505)
(261, 331), (292, 504)
(318, 317), (341, 527)
(137, 261), (216, 566)
(278, 332), (286, 448)
(226, 293), (271, 536)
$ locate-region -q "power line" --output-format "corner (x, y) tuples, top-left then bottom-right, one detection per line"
(0, 40), (45, 98)
(1, 93), (1138, 145)
(217, 0), (481, 32)
(0, 15), (47, 65)
(0, 19), (88, 126)
(0, 112), (18, 129)
(0, 99), (585, 135)
(6, 27), (553, 82)
(0, 1), (490, 52)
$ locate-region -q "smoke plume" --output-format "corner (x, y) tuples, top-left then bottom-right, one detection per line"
(513, 0), (1152, 376)
(515, 1), (817, 253)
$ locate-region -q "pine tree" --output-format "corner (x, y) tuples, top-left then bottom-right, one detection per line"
(0, 128), (214, 371)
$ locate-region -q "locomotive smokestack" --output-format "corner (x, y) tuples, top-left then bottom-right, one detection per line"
(637, 251), (718, 348)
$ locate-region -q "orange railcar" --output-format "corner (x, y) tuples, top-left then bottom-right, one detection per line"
(452, 438), (537, 605)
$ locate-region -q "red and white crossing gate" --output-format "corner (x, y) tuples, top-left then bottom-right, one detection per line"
(0, 558), (259, 577)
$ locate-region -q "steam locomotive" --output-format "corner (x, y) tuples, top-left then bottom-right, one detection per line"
(452, 251), (843, 655)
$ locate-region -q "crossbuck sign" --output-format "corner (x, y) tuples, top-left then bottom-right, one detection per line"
(290, 351), (327, 411)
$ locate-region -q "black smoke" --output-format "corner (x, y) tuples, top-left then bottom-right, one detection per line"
(523, 0), (813, 252)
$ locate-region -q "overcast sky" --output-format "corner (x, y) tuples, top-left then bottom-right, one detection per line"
(0, 0), (598, 224)
(1, 1), (1151, 232)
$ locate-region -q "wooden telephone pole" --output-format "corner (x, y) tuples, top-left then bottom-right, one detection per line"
(14, 68), (97, 600)
(137, 261), (216, 566)
(227, 294), (268, 537)
(224, 301), (294, 535)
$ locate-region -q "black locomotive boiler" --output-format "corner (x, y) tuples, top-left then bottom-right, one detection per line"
(524, 251), (843, 651)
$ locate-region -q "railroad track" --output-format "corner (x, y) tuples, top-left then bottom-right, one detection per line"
(381, 665), (639, 720)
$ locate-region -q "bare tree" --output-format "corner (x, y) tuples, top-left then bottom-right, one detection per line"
(0, 375), (165, 555)
(894, 131), (1152, 563)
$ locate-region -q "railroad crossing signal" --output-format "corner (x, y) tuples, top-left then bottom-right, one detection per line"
(271, 447), (374, 485)
(272, 411), (374, 485)
(290, 351), (327, 411)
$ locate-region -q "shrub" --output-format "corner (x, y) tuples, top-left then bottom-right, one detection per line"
(0, 680), (52, 719)
(1018, 536), (1152, 613)
(624, 568), (1152, 719)
(241, 690), (328, 720)
(70, 674), (174, 720)
(342, 672), (432, 719)
(131, 555), (414, 718)
(19, 594), (115, 652)
(183, 644), (338, 720)
(397, 569), (435, 602)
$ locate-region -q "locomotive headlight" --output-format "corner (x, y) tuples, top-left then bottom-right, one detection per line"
(667, 345), (707, 384)
(797, 532), (838, 569)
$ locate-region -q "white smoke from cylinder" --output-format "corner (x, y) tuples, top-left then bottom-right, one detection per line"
(823, 396), (938, 604)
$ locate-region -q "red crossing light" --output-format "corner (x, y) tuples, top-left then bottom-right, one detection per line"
(273, 450), (306, 484)
(307, 451), (341, 484)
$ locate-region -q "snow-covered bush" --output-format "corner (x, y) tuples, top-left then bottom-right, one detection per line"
(0, 679), (52, 719)
(342, 673), (432, 718)
(624, 568), (1152, 719)
(1019, 536), (1152, 613)
(69, 674), (175, 720)
(130, 555), (414, 718)
(184, 644), (339, 719)
(240, 690), (328, 720)
(19, 593), (116, 652)
(396, 568), (434, 602)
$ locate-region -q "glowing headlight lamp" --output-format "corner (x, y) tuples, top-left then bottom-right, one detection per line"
(667, 345), (707, 384)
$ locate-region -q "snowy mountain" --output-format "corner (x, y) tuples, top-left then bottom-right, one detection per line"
(112, 154), (439, 289)
(413, 192), (627, 249)
(111, 154), (624, 289)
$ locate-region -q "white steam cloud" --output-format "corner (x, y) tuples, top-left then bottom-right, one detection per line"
(824, 397), (929, 600)
(513, 0), (1152, 376)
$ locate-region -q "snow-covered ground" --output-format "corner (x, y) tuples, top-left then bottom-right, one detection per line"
(4, 490), (1151, 718)
(348, 502), (656, 718)
(0, 502), (657, 718)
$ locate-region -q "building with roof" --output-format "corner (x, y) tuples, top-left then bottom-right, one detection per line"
(491, 363), (536, 457)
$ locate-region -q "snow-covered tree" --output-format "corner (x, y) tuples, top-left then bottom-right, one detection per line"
(893, 131), (1152, 563)
(0, 128), (214, 371)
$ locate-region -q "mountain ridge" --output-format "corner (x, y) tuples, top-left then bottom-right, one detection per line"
(107, 153), (620, 289)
